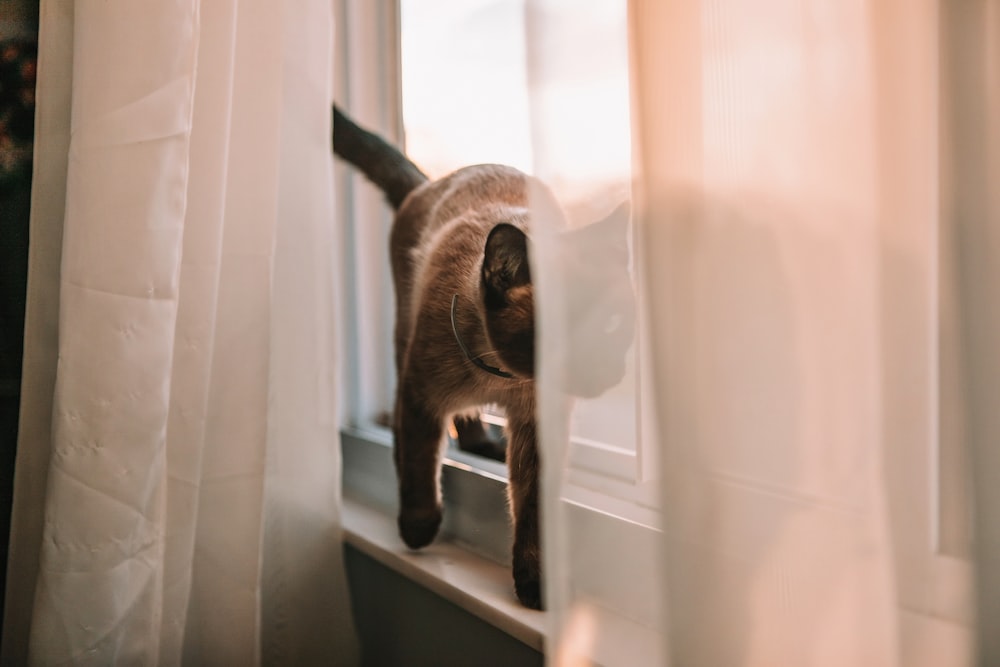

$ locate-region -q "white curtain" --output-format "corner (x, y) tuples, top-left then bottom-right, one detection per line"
(3, 1), (358, 664)
(529, 0), (997, 665)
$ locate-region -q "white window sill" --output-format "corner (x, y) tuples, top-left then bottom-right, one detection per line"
(340, 426), (664, 664)
(340, 426), (545, 650)
(341, 496), (545, 651)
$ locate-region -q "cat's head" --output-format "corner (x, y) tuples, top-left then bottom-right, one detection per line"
(480, 203), (635, 398)
(481, 223), (536, 378)
(553, 202), (635, 397)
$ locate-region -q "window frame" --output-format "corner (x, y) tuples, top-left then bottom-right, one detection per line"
(334, 1), (981, 659)
(334, 0), (401, 429)
(334, 0), (658, 498)
(333, 1), (663, 642)
(874, 1), (977, 660)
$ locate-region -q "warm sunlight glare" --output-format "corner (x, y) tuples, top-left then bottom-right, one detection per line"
(400, 0), (632, 213)
(401, 0), (638, 457)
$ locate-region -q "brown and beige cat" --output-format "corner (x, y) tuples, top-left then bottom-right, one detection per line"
(332, 105), (633, 609)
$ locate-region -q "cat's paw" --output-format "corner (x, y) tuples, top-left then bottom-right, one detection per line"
(513, 556), (544, 610)
(398, 506), (442, 549)
(456, 436), (507, 462)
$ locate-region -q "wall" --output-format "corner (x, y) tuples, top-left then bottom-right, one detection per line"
(344, 545), (543, 667)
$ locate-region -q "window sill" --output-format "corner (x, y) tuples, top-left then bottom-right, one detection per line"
(341, 496), (545, 651)
(340, 426), (545, 651)
(340, 425), (664, 662)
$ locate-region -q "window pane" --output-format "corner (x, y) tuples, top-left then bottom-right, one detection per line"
(400, 0), (532, 177)
(400, 0), (641, 473)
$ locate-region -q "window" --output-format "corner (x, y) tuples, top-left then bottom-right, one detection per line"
(399, 0), (532, 177)
(399, 0), (659, 524)
(334, 0), (659, 594)
(335, 2), (982, 658)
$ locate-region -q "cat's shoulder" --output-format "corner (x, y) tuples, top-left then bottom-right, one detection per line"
(396, 164), (532, 226)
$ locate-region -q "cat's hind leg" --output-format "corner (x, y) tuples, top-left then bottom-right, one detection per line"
(394, 384), (445, 549)
(453, 411), (506, 462)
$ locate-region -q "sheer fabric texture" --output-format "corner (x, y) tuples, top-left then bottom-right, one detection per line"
(529, 0), (998, 665)
(2, 1), (357, 664)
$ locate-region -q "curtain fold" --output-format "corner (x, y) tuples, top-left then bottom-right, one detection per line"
(3, 1), (358, 664)
(529, 0), (993, 665)
(634, 1), (898, 664)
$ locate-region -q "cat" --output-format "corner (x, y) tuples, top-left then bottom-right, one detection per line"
(332, 104), (633, 609)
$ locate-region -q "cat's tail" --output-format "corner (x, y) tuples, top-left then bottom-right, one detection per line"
(332, 105), (428, 210)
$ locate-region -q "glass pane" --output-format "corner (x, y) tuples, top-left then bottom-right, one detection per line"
(400, 0), (532, 176)
(400, 0), (640, 469)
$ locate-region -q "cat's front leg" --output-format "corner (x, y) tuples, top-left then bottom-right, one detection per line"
(454, 412), (506, 462)
(394, 385), (445, 550)
(506, 416), (543, 609)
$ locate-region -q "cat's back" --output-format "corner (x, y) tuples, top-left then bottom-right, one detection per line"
(399, 164), (531, 237)
(388, 164), (534, 281)
(431, 163), (530, 209)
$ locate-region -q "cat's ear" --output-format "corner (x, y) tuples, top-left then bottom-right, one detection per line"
(580, 201), (630, 256)
(482, 223), (531, 309)
(561, 201), (630, 264)
(597, 201), (630, 238)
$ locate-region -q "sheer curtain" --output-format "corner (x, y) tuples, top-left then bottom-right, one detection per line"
(529, 0), (996, 665)
(2, 1), (358, 664)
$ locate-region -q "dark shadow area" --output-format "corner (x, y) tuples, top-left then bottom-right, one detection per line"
(1, 2), (39, 640)
(344, 544), (542, 667)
